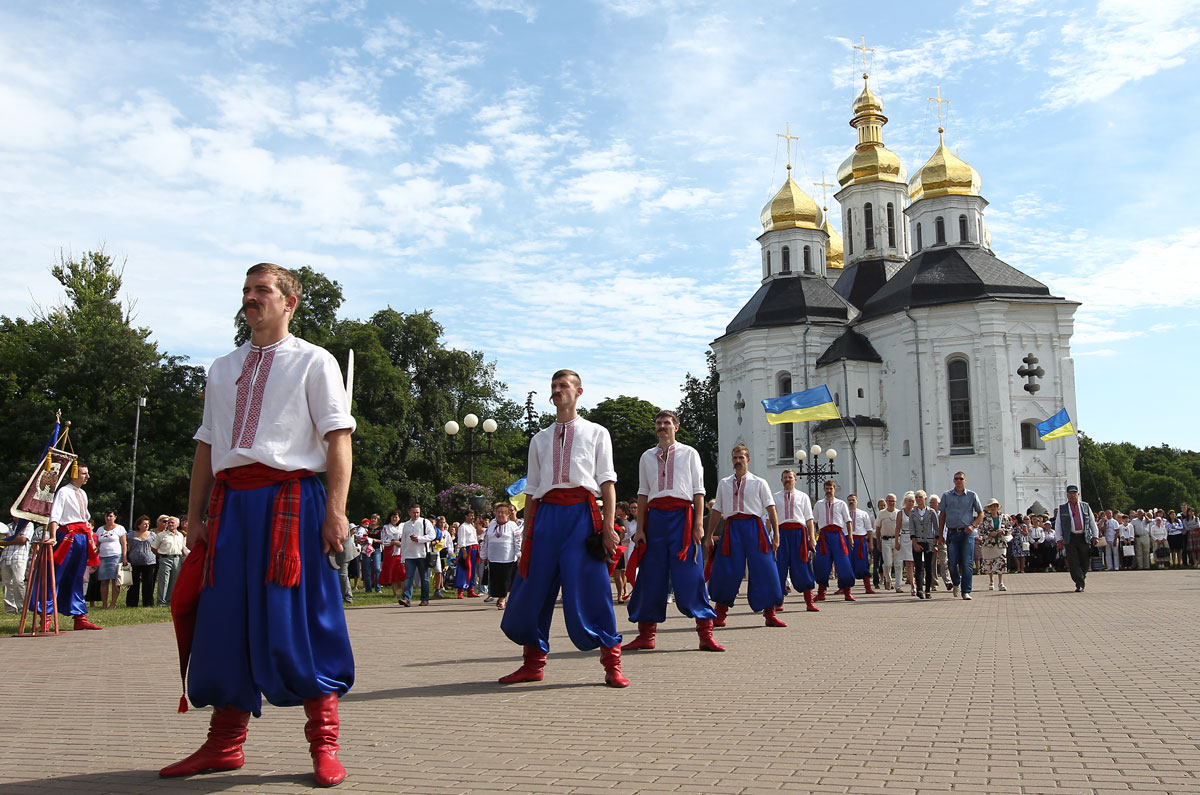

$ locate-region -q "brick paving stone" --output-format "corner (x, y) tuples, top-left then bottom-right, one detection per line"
(2, 569), (1199, 793)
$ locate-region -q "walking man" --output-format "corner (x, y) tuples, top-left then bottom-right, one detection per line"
(875, 494), (900, 591)
(1, 520), (35, 614)
(161, 262), (355, 787)
(939, 471), (983, 601)
(498, 369), (628, 687)
(847, 494), (878, 596)
(38, 464), (102, 630)
(623, 410), (724, 653)
(152, 516), (186, 606)
(813, 480), (856, 602)
(773, 469), (818, 612)
(706, 445), (785, 627)
(1056, 485), (1101, 593)
(399, 504), (435, 607)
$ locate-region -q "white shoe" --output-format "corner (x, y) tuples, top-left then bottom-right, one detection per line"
(988, 583), (995, 591)
(999, 583), (1007, 591)
(952, 585), (960, 598)
(963, 593), (972, 600)
(910, 587), (917, 596)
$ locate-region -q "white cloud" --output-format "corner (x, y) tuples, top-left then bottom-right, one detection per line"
(470, 0), (538, 23)
(553, 169), (662, 212)
(437, 142), (495, 169)
(193, 0), (346, 48)
(645, 187), (720, 212)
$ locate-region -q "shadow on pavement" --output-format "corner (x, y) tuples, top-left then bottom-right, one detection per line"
(3, 770), (310, 792)
(344, 678), (598, 700)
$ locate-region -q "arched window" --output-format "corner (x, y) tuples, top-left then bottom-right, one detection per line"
(959, 214), (969, 243)
(864, 203), (875, 249)
(947, 357), (973, 449)
(902, 439), (911, 457)
(886, 203), (896, 247)
(803, 246), (812, 273)
(935, 216), (946, 244)
(845, 211), (853, 256)
(778, 374), (794, 460)
(834, 391), (840, 407)
(915, 223), (923, 251)
(857, 388), (864, 398)
(765, 249), (771, 275)
(781, 246), (791, 272)
(1021, 421), (1046, 450)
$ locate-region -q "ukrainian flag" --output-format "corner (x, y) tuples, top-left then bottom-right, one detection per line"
(761, 385), (841, 425)
(505, 476), (528, 512)
(1036, 409), (1076, 442)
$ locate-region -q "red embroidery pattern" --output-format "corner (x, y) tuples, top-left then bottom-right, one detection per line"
(657, 445), (675, 492)
(231, 344), (279, 450)
(552, 422), (575, 484)
(732, 476), (745, 513)
(230, 349), (261, 449)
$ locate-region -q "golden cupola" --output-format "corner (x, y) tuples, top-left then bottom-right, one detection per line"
(836, 73), (905, 188)
(760, 165), (823, 231)
(908, 128), (981, 202)
(823, 210), (844, 269)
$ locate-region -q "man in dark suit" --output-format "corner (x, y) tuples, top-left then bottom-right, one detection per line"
(1056, 485), (1100, 592)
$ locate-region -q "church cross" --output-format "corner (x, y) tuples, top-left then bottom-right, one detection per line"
(776, 122), (801, 171)
(928, 85), (951, 133)
(852, 35), (875, 73)
(813, 171), (835, 210)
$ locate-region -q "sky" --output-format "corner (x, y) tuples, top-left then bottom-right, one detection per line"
(1, 0), (1198, 448)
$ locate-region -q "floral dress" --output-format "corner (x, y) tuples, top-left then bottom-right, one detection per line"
(979, 514), (1010, 574)
(1009, 520), (1029, 559)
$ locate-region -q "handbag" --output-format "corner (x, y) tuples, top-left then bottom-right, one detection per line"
(119, 563), (132, 587)
(584, 530), (612, 563)
(1021, 541), (1030, 552)
(1095, 536), (1107, 548)
(1121, 544), (1134, 557)
(424, 520), (438, 567)
(1155, 546), (1170, 560)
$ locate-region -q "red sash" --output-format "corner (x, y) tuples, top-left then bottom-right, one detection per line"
(518, 486), (602, 578)
(648, 496), (695, 561)
(53, 522), (99, 567)
(723, 513), (770, 555)
(780, 522), (810, 561)
(819, 525), (849, 556)
(205, 463), (314, 588)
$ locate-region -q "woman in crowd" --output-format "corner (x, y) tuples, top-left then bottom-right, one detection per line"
(1150, 510), (1170, 567)
(430, 516), (450, 598)
(1183, 507), (1199, 568)
(909, 490), (937, 599)
(378, 509), (406, 599)
(1009, 514), (1030, 573)
(483, 501), (521, 610)
(125, 514), (157, 607)
(1028, 514), (1047, 572)
(1166, 509), (1186, 568)
(980, 499), (1010, 591)
(613, 502), (632, 602)
(1118, 514), (1135, 570)
(95, 510), (127, 609)
(894, 491), (915, 595)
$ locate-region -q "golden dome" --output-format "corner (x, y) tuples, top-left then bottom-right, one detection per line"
(823, 213), (844, 270)
(837, 74), (906, 188)
(852, 79), (883, 116)
(909, 134), (981, 201)
(760, 169), (823, 231)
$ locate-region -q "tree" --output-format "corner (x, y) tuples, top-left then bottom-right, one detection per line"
(1079, 434), (1127, 512)
(677, 349), (720, 494)
(583, 396), (660, 500)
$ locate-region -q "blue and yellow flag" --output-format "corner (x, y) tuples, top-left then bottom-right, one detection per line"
(1036, 409), (1076, 442)
(761, 385), (840, 425)
(505, 476), (528, 512)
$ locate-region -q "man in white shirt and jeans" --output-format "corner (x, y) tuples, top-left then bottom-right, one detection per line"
(400, 504), (436, 607)
(1, 520), (36, 614)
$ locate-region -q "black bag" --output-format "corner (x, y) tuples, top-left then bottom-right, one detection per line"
(1155, 546), (1170, 561)
(423, 519), (437, 567)
(584, 530), (611, 563)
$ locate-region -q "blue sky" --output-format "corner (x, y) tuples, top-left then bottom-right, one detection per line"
(1, 0), (1197, 448)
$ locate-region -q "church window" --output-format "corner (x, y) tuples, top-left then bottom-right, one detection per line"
(915, 223), (923, 250)
(803, 246), (812, 273)
(947, 357), (973, 450)
(959, 214), (969, 243)
(834, 391), (840, 407)
(782, 246), (791, 273)
(886, 203), (896, 247)
(766, 250), (771, 275)
(864, 203), (875, 249)
(1021, 421), (1046, 450)
(778, 374), (795, 460)
(857, 388), (864, 398)
(902, 440), (910, 457)
(845, 211), (853, 256)
(935, 216), (946, 244)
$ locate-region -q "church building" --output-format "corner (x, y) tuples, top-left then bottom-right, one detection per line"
(712, 71), (1080, 511)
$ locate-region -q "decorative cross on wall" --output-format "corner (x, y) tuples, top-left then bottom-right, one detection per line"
(1017, 353), (1044, 394)
(734, 391), (746, 425)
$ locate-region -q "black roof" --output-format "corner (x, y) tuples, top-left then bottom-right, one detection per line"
(832, 258), (890, 309)
(858, 246), (1060, 321)
(720, 276), (854, 338)
(816, 328), (882, 366)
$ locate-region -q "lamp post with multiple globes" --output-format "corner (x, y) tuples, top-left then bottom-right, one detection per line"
(443, 413), (498, 496)
(794, 444), (838, 502)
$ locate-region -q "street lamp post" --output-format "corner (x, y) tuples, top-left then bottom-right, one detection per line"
(128, 389), (147, 525)
(794, 444), (838, 502)
(444, 413), (498, 486)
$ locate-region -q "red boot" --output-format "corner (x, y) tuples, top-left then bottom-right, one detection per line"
(73, 614), (102, 630)
(842, 588), (857, 602)
(696, 618), (725, 651)
(465, 589), (481, 598)
(815, 585), (827, 602)
(862, 577), (878, 595)
(456, 589), (464, 599)
(498, 646), (547, 684)
(763, 606), (787, 627)
(600, 645), (629, 688)
(621, 622), (657, 651)
(160, 706), (251, 777)
(304, 693), (346, 788)
(804, 589), (819, 612)
(713, 603), (728, 628)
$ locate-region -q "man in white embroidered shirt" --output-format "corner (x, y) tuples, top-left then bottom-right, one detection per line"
(621, 409), (724, 654)
(161, 263), (354, 788)
(773, 469), (819, 613)
(499, 369), (628, 688)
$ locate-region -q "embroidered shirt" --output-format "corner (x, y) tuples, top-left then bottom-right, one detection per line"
(638, 442), (704, 501)
(482, 520), (522, 563)
(817, 498), (852, 531)
(773, 488), (814, 526)
(525, 417), (617, 500)
(713, 471), (773, 517)
(49, 483), (89, 526)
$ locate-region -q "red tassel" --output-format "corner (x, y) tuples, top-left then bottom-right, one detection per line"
(178, 694), (189, 714)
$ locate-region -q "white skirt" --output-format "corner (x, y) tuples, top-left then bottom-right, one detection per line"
(897, 534), (914, 563)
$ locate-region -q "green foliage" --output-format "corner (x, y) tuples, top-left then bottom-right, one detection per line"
(582, 396), (660, 501)
(676, 349), (720, 495)
(1080, 434), (1200, 512)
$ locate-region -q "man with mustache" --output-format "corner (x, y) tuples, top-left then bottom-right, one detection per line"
(161, 263), (355, 787)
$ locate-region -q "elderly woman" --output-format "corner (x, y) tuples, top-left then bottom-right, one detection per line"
(125, 515), (157, 607)
(1009, 514), (1030, 574)
(95, 510), (128, 609)
(378, 509), (407, 599)
(980, 499), (1011, 591)
(1184, 507), (1200, 569)
(909, 490), (938, 599)
(893, 492), (916, 596)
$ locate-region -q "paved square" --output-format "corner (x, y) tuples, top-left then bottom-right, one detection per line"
(1, 569), (1198, 793)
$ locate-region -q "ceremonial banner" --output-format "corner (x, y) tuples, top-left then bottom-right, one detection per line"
(761, 385), (841, 425)
(1036, 409), (1076, 442)
(10, 447), (77, 523)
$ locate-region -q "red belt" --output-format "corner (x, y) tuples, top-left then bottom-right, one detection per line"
(779, 521), (805, 530)
(648, 496), (694, 561)
(519, 486), (601, 578)
(819, 525), (849, 556)
(853, 534), (868, 559)
(780, 522), (810, 561)
(723, 513), (770, 555)
(205, 462), (314, 588)
(53, 522), (99, 567)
